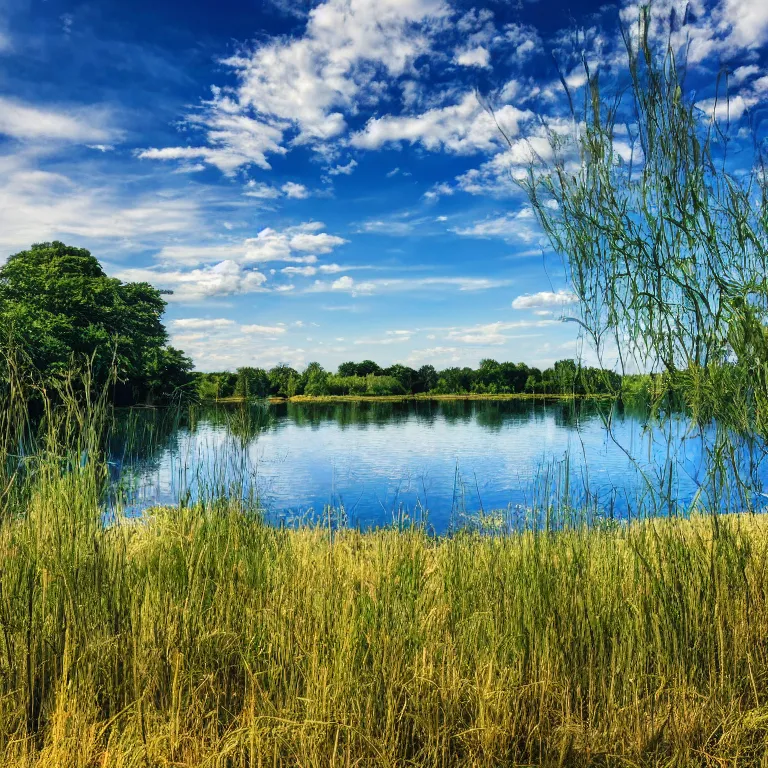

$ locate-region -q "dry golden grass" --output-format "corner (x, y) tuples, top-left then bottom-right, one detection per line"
(2, 456), (768, 767)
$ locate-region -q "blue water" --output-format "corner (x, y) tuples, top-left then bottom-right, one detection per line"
(109, 399), (768, 533)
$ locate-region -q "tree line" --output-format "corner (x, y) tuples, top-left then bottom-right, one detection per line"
(196, 358), (624, 399)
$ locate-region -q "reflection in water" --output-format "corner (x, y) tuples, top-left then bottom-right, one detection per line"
(109, 398), (768, 533)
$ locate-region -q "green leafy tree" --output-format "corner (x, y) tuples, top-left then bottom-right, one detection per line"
(0, 241), (190, 402)
(337, 361), (358, 377)
(235, 367), (271, 399)
(301, 362), (329, 396)
(268, 364), (300, 397)
(416, 365), (438, 393)
(355, 360), (381, 377)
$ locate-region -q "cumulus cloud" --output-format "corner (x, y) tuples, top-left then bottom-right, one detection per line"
(114, 261), (268, 302)
(139, 0), (449, 172)
(327, 159), (358, 175)
(156, 223), (347, 267)
(350, 92), (531, 154)
(282, 181), (310, 198)
(455, 46), (490, 68)
(511, 290), (578, 310)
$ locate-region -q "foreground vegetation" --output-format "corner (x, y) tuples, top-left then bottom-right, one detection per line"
(3, 445), (768, 766)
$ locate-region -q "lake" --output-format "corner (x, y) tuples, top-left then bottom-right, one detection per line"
(109, 398), (768, 533)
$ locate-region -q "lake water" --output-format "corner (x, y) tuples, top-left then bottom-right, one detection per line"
(109, 398), (768, 533)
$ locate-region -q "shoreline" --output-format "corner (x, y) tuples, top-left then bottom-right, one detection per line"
(205, 392), (616, 405)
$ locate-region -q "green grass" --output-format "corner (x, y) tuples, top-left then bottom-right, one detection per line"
(3, 452), (768, 765)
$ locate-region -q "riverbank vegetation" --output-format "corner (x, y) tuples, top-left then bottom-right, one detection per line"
(196, 357), (628, 401)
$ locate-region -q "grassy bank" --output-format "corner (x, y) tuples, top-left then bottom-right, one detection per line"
(3, 450), (768, 766)
(208, 392), (604, 405)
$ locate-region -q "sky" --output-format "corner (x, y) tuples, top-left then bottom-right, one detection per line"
(0, 0), (767, 372)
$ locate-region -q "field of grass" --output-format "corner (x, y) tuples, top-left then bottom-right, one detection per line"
(3, 430), (768, 767)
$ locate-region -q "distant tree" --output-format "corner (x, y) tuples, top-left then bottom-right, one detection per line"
(337, 361), (358, 377)
(268, 364), (300, 397)
(355, 360), (382, 377)
(416, 365), (438, 393)
(365, 374), (406, 396)
(0, 241), (189, 402)
(301, 362), (329, 396)
(235, 367), (270, 399)
(383, 364), (418, 393)
(553, 359), (578, 394)
(196, 372), (237, 400)
(143, 346), (195, 403)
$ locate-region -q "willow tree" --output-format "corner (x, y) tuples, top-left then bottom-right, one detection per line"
(517, 8), (768, 512)
(521, 8), (768, 380)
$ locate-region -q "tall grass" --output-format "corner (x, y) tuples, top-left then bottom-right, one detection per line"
(2, 384), (768, 766)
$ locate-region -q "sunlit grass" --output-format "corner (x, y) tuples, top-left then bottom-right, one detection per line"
(3, 445), (768, 766)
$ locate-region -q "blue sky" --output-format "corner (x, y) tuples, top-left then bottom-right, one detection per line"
(1, 0), (766, 372)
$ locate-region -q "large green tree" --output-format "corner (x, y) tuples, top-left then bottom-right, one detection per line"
(0, 241), (193, 401)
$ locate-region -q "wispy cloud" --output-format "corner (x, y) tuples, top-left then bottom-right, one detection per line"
(308, 275), (511, 295)
(452, 208), (540, 243)
(512, 290), (577, 309)
(0, 96), (119, 144)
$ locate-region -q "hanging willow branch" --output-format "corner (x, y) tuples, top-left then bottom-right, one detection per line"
(518, 7), (768, 386)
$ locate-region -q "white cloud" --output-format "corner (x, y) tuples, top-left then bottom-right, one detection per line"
(455, 46), (490, 68)
(511, 290), (578, 310)
(452, 208), (539, 242)
(138, 111), (288, 175)
(445, 319), (557, 345)
(722, 0), (768, 51)
(353, 331), (413, 345)
(327, 159), (358, 175)
(423, 182), (454, 201)
(350, 92), (531, 154)
(140, 0), (449, 172)
(282, 181), (310, 198)
(0, 96), (118, 144)
(697, 75), (768, 122)
(308, 275), (511, 295)
(114, 260), (268, 302)
(170, 318), (236, 330)
(241, 324), (288, 335)
(156, 223), (347, 267)
(0, 157), (200, 254)
(282, 265), (318, 276)
(243, 182), (283, 199)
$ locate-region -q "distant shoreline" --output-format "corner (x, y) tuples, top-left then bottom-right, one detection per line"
(204, 393), (616, 405)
